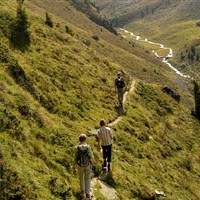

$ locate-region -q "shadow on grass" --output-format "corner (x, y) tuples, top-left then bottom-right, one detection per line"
(114, 105), (124, 116)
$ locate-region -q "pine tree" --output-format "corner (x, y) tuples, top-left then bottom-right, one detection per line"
(10, 0), (30, 50)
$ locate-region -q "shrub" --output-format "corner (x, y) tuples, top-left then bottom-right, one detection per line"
(83, 40), (91, 46)
(45, 12), (54, 28)
(92, 35), (99, 41)
(65, 25), (74, 36)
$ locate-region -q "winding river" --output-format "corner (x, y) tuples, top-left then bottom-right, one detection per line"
(120, 28), (191, 79)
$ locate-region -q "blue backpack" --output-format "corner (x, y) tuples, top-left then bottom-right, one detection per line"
(77, 145), (90, 167)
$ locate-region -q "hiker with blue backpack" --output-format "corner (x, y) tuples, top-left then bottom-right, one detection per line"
(115, 72), (126, 106)
(74, 134), (94, 200)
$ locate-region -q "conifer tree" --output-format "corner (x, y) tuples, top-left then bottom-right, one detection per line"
(10, 0), (30, 50)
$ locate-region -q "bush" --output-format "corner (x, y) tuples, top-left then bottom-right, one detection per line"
(45, 12), (54, 28)
(92, 35), (99, 41)
(83, 40), (91, 46)
(65, 25), (74, 36)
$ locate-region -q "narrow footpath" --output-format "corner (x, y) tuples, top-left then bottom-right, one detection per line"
(90, 79), (136, 200)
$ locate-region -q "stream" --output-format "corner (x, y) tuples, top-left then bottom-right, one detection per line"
(120, 28), (191, 79)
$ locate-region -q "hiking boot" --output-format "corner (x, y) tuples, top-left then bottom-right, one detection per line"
(86, 194), (92, 200)
(80, 191), (85, 198)
(102, 165), (107, 172)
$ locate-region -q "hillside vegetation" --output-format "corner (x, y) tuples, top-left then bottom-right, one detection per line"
(0, 0), (200, 199)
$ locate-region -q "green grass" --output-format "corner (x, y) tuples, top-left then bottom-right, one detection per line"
(0, 1), (200, 200)
(112, 81), (200, 200)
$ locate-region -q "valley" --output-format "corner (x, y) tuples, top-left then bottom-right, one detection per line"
(0, 0), (200, 199)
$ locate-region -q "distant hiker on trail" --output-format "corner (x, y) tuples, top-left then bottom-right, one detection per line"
(115, 72), (126, 106)
(97, 119), (113, 172)
(74, 134), (94, 200)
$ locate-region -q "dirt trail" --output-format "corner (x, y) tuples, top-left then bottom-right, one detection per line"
(90, 79), (136, 200)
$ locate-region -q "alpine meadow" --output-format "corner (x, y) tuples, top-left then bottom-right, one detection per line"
(0, 0), (200, 200)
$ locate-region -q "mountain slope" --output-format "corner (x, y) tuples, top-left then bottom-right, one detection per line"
(25, 0), (196, 107)
(0, 0), (200, 199)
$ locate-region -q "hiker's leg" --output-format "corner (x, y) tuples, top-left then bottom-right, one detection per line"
(121, 88), (124, 104)
(117, 89), (121, 104)
(107, 163), (111, 172)
(117, 88), (124, 105)
(107, 144), (112, 163)
(78, 166), (85, 197)
(107, 145), (112, 172)
(102, 146), (108, 167)
(84, 165), (91, 196)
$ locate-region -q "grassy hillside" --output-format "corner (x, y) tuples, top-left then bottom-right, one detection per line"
(113, 81), (200, 200)
(24, 0), (178, 85)
(24, 0), (196, 108)
(0, 0), (199, 200)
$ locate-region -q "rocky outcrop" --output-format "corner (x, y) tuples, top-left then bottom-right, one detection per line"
(71, 0), (117, 35)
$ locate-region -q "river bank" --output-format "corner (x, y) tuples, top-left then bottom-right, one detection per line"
(120, 28), (191, 79)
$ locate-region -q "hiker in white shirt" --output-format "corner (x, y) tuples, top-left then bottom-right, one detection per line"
(97, 119), (113, 172)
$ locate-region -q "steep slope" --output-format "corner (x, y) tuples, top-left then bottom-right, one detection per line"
(0, 0), (200, 200)
(113, 81), (200, 200)
(24, 0), (173, 84)
(25, 0), (196, 107)
(71, 0), (117, 35)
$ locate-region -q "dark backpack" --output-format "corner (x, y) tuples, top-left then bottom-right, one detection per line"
(115, 77), (125, 88)
(77, 145), (90, 167)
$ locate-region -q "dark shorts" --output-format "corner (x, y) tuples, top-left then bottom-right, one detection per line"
(102, 144), (112, 163)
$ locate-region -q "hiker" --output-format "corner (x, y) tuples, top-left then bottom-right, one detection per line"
(74, 134), (94, 199)
(97, 119), (113, 172)
(115, 72), (126, 106)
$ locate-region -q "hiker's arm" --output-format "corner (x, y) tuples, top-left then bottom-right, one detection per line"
(88, 146), (95, 164)
(109, 128), (113, 139)
(97, 137), (102, 151)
